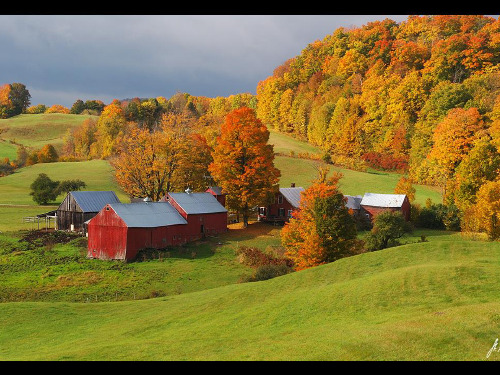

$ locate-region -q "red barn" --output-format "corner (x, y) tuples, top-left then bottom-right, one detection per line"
(206, 186), (226, 207)
(258, 185), (304, 223)
(87, 202), (187, 261)
(360, 193), (411, 221)
(166, 191), (228, 240)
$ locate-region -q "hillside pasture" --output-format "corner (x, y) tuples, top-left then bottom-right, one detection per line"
(0, 113), (97, 153)
(0, 140), (18, 161)
(274, 155), (442, 206)
(0, 232), (498, 360)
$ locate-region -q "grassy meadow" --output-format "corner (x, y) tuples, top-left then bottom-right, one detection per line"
(0, 231), (499, 360)
(4, 114), (492, 361)
(0, 113), (97, 154)
(269, 130), (442, 206)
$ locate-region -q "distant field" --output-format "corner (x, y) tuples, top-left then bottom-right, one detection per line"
(0, 160), (128, 206)
(268, 130), (320, 156)
(0, 160), (128, 231)
(275, 156), (442, 206)
(0, 140), (17, 160)
(0, 113), (97, 153)
(0, 231), (498, 360)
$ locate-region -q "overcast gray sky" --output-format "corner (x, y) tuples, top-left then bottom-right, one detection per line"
(0, 15), (414, 107)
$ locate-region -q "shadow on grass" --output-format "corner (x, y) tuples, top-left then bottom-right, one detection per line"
(131, 221), (279, 262)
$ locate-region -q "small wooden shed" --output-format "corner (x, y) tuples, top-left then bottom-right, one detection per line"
(56, 191), (121, 231)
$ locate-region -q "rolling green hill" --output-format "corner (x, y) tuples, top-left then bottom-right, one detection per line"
(0, 233), (498, 361)
(0, 160), (128, 231)
(0, 113), (97, 154)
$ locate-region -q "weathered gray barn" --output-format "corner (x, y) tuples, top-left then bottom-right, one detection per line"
(56, 191), (121, 231)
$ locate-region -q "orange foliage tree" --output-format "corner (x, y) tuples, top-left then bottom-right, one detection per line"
(281, 169), (362, 271)
(112, 126), (183, 201)
(427, 107), (487, 187)
(209, 107), (280, 227)
(463, 179), (500, 240)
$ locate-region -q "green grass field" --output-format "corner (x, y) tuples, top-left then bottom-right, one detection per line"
(0, 140), (18, 160)
(0, 160), (128, 231)
(0, 113), (97, 153)
(0, 115), (479, 362)
(0, 230), (498, 360)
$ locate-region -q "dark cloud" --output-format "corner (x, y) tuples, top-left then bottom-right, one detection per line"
(0, 15), (410, 107)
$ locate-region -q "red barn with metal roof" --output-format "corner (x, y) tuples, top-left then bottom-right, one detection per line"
(166, 190), (228, 241)
(258, 184), (305, 224)
(87, 202), (188, 261)
(360, 193), (411, 221)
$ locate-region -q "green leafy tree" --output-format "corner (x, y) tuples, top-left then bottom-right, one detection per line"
(70, 99), (85, 114)
(30, 173), (59, 205)
(364, 211), (413, 251)
(56, 179), (87, 196)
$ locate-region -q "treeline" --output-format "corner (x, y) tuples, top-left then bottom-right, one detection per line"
(255, 15), (500, 231)
(60, 92), (257, 161)
(256, 15), (500, 178)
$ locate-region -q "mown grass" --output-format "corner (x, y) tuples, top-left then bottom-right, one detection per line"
(0, 159), (128, 206)
(0, 113), (97, 152)
(0, 232), (498, 360)
(0, 222), (281, 303)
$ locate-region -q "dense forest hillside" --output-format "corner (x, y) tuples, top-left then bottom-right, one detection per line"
(256, 15), (500, 216)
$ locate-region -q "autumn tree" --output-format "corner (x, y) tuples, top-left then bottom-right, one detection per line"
(394, 175), (416, 203)
(112, 126), (183, 201)
(113, 113), (211, 201)
(92, 101), (127, 159)
(427, 107), (487, 191)
(37, 144), (59, 163)
(280, 169), (363, 271)
(463, 179), (500, 240)
(209, 107), (280, 227)
(46, 104), (70, 114)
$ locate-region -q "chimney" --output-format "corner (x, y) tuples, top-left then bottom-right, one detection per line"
(185, 187), (192, 194)
(291, 183), (295, 187)
(143, 197), (152, 203)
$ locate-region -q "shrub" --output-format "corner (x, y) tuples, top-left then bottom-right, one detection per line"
(365, 211), (412, 251)
(236, 245), (293, 268)
(251, 264), (293, 282)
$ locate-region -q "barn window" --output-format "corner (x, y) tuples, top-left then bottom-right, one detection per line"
(278, 195), (283, 204)
(288, 209), (293, 218)
(106, 207), (109, 211)
(278, 208), (285, 217)
(259, 207), (267, 216)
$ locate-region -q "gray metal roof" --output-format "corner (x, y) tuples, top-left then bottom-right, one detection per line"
(168, 192), (227, 214)
(71, 191), (121, 212)
(108, 202), (187, 227)
(344, 195), (363, 210)
(360, 193), (407, 208)
(279, 187), (305, 208)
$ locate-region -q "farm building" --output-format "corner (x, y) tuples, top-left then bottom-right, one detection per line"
(344, 195), (363, 215)
(359, 193), (410, 221)
(167, 190), (228, 241)
(258, 184), (304, 224)
(87, 202), (188, 261)
(206, 186), (226, 207)
(56, 191), (121, 231)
